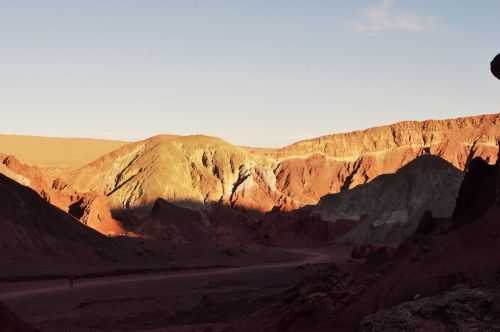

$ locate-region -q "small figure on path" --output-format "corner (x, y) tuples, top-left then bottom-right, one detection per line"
(68, 276), (75, 289)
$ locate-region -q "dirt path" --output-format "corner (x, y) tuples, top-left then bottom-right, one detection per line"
(0, 248), (331, 301)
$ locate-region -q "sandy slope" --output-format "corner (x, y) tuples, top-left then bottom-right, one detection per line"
(0, 135), (127, 170)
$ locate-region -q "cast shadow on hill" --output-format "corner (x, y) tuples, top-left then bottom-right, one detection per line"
(109, 154), (468, 248)
(313, 154), (466, 245)
(111, 196), (335, 247)
(0, 172), (179, 277)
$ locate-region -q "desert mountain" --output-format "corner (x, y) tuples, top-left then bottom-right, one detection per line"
(2, 114), (499, 245)
(313, 155), (463, 245)
(239, 154), (500, 332)
(59, 114), (499, 238)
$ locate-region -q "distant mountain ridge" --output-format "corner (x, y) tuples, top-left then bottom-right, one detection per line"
(1, 113), (499, 245)
(61, 113), (500, 215)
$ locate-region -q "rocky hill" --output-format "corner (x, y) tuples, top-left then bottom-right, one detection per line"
(0, 154), (126, 236)
(238, 153), (500, 332)
(56, 114), (500, 242)
(0, 173), (122, 273)
(313, 155), (463, 245)
(2, 113), (499, 245)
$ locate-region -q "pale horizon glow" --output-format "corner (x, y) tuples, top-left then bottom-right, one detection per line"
(1, 1), (499, 147)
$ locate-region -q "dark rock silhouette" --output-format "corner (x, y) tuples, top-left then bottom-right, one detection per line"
(136, 198), (211, 244)
(0, 302), (39, 332)
(491, 53), (500, 80)
(452, 157), (497, 227)
(359, 287), (500, 332)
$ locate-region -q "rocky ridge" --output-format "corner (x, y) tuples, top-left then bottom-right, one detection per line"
(65, 114), (500, 215)
(56, 114), (500, 243)
(237, 151), (500, 332)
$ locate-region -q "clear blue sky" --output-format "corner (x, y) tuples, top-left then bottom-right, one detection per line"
(1, 0), (499, 147)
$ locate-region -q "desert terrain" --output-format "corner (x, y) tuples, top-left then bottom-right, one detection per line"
(0, 135), (126, 171)
(1, 113), (500, 331)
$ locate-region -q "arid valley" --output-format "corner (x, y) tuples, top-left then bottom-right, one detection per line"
(2, 2), (500, 331)
(2, 112), (500, 331)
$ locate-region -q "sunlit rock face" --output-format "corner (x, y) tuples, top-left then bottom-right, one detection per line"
(1, 114), (499, 244)
(62, 114), (499, 216)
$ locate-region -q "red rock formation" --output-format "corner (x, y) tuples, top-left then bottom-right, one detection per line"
(62, 114), (500, 218)
(0, 154), (124, 236)
(68, 193), (126, 236)
(239, 156), (500, 331)
(0, 173), (116, 261)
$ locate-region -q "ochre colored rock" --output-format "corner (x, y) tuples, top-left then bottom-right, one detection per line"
(68, 193), (126, 236)
(62, 114), (500, 218)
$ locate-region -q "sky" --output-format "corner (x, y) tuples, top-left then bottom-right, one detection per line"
(1, 0), (499, 147)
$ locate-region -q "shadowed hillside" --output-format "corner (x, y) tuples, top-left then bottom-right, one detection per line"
(314, 155), (463, 245)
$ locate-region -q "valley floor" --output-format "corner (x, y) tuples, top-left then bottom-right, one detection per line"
(0, 245), (354, 332)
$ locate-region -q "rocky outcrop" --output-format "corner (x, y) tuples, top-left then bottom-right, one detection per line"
(0, 173), (116, 261)
(257, 208), (346, 246)
(0, 154), (125, 236)
(3, 114), (499, 244)
(492, 53), (500, 80)
(62, 114), (500, 221)
(239, 156), (500, 332)
(68, 193), (126, 236)
(359, 287), (500, 332)
(452, 157), (498, 227)
(314, 155), (463, 245)
(267, 113), (500, 163)
(136, 198), (211, 244)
